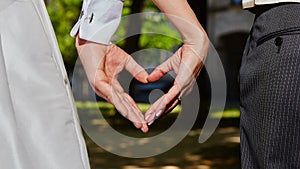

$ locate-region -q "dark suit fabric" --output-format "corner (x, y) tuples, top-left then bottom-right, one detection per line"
(240, 3), (300, 169)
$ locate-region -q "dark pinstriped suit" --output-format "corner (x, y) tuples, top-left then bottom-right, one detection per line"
(239, 3), (300, 169)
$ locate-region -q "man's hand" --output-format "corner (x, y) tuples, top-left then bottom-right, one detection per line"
(76, 36), (149, 133)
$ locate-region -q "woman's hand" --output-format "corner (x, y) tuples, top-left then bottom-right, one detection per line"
(145, 43), (209, 126)
(143, 0), (210, 126)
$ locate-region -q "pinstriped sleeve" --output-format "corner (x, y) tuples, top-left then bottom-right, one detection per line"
(70, 0), (124, 44)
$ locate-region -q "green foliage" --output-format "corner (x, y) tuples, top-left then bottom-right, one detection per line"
(119, 0), (182, 51)
(140, 1), (182, 50)
(140, 14), (182, 50)
(46, 0), (82, 69)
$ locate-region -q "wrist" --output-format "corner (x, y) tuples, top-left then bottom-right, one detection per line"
(183, 31), (210, 61)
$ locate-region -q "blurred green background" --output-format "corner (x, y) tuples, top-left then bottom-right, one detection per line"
(45, 0), (248, 168)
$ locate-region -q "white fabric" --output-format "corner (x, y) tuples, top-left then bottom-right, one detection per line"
(0, 0), (90, 168)
(70, 0), (124, 44)
(242, 0), (300, 8)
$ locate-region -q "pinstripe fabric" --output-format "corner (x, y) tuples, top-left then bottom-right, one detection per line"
(239, 3), (300, 169)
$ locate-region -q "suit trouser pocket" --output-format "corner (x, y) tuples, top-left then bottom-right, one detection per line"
(239, 30), (300, 169)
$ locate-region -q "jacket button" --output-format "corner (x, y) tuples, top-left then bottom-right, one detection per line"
(275, 37), (283, 47)
(275, 37), (283, 53)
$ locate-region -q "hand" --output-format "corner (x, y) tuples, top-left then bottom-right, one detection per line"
(75, 36), (149, 133)
(143, 0), (210, 126)
(144, 44), (208, 126)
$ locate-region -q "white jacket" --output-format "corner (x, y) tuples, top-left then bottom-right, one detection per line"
(70, 0), (124, 44)
(0, 0), (90, 168)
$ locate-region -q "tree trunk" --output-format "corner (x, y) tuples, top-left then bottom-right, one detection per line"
(186, 0), (210, 128)
(187, 0), (207, 30)
(124, 0), (145, 54)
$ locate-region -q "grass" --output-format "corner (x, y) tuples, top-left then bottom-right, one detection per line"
(208, 109), (240, 118)
(76, 101), (240, 119)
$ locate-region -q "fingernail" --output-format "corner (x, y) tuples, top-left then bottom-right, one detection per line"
(155, 110), (163, 118)
(145, 115), (150, 121)
(148, 121), (154, 126)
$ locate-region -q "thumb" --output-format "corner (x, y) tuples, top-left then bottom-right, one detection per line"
(125, 56), (149, 83)
(148, 52), (180, 82)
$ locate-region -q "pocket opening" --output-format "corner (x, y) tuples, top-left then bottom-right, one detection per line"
(256, 27), (300, 46)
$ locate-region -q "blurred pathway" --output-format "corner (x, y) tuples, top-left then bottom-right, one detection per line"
(83, 126), (241, 169)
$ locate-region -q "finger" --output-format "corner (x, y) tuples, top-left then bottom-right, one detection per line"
(145, 84), (180, 124)
(123, 94), (149, 133)
(147, 50), (181, 82)
(115, 93), (143, 125)
(164, 99), (180, 114)
(153, 84), (180, 120)
(165, 82), (181, 102)
(124, 54), (149, 84)
(93, 78), (114, 102)
(112, 80), (143, 116)
(145, 96), (166, 124)
(95, 83), (145, 131)
(94, 74), (148, 131)
(112, 90), (144, 129)
(111, 82), (148, 132)
(147, 58), (173, 82)
(148, 99), (179, 126)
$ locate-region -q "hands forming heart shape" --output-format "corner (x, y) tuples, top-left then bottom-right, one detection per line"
(76, 36), (208, 133)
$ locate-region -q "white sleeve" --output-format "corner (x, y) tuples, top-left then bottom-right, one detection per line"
(70, 0), (124, 44)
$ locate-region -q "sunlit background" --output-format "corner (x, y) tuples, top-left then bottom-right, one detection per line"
(45, 0), (255, 168)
